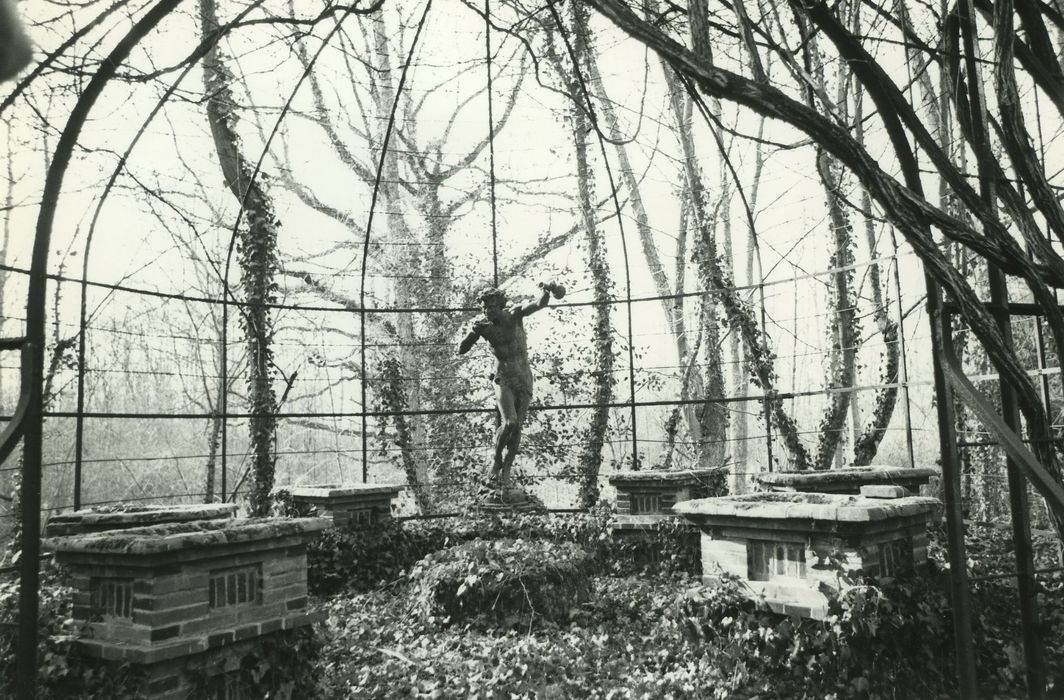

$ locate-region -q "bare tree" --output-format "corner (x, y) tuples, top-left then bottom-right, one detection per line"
(587, 0), (1064, 529)
(200, 0), (281, 516)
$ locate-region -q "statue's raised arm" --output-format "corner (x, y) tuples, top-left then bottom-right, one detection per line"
(515, 282), (565, 318)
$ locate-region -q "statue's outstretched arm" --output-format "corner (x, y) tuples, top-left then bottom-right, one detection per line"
(517, 282), (565, 317)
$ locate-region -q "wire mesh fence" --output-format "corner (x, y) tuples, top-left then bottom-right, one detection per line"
(0, 250), (944, 521)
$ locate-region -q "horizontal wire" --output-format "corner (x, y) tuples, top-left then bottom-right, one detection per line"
(0, 378), (930, 423)
(0, 252), (913, 315)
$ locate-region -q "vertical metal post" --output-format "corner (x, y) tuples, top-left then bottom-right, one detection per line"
(359, 0), (434, 484)
(929, 286), (979, 699)
(1033, 308), (1056, 527)
(890, 248), (916, 469)
(17, 5), (184, 697)
(484, 0), (499, 289)
(762, 393), (773, 472)
(983, 267), (1043, 697)
(220, 278), (229, 501)
(959, 0), (1044, 691)
(988, 279), (1045, 696)
(75, 267), (88, 510)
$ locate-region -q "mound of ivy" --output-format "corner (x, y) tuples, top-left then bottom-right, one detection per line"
(277, 494), (700, 596)
(313, 520), (1063, 699)
(408, 538), (594, 627)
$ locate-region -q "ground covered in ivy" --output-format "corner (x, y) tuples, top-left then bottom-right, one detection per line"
(2, 509), (1061, 698)
(305, 512), (1064, 699)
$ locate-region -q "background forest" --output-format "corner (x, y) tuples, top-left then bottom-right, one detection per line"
(1, 0), (1059, 529)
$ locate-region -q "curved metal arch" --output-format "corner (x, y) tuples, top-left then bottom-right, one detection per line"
(15, 5), (185, 697)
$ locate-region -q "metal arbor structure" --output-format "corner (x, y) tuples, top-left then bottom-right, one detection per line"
(2, 1), (1064, 698)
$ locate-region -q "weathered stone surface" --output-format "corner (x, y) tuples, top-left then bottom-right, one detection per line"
(860, 484), (908, 499)
(44, 503), (237, 537)
(611, 467), (728, 532)
(755, 465), (936, 494)
(287, 483), (402, 499)
(46, 517), (329, 555)
(609, 467), (727, 489)
(286, 483), (403, 526)
(674, 492), (939, 523)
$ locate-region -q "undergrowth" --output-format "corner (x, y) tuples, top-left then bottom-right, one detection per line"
(408, 538), (594, 627)
(311, 515), (1063, 699)
(4, 505), (1061, 698)
(272, 494), (700, 595)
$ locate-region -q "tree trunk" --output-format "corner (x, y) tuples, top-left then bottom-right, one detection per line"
(200, 0), (279, 516)
(661, 62), (807, 469)
(850, 56), (900, 465)
(813, 151), (859, 469)
(570, 2), (614, 507)
(582, 15), (728, 469)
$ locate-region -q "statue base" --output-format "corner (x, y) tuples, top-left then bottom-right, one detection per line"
(475, 486), (545, 514)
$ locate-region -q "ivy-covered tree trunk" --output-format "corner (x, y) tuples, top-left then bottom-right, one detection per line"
(813, 151), (859, 470)
(678, 0), (729, 469)
(570, 1), (613, 507)
(851, 64), (900, 465)
(377, 356), (430, 512)
(200, 0), (279, 516)
(579, 10), (727, 470)
(661, 63), (808, 469)
(793, 17), (858, 471)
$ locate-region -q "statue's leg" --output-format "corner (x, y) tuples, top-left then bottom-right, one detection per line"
(492, 385), (518, 488)
(500, 390), (530, 486)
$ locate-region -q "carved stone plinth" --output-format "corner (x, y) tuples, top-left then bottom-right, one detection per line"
(287, 484), (402, 528)
(47, 517), (328, 699)
(609, 467), (728, 533)
(675, 491), (939, 619)
(475, 486), (545, 514)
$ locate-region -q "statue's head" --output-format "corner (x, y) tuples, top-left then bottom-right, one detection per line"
(478, 287), (506, 319)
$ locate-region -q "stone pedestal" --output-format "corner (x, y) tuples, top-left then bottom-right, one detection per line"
(755, 465), (936, 496)
(675, 491), (938, 619)
(287, 484), (401, 528)
(44, 503), (237, 537)
(47, 517), (328, 699)
(475, 486), (545, 514)
(609, 468), (727, 533)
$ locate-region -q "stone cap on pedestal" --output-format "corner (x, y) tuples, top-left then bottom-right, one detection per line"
(608, 467), (726, 488)
(755, 465), (936, 493)
(45, 517), (329, 556)
(44, 503), (238, 537)
(287, 484), (402, 499)
(674, 492), (940, 524)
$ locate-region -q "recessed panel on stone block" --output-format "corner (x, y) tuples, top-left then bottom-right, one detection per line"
(46, 517), (328, 700)
(287, 483), (402, 528)
(608, 467), (728, 533)
(755, 465), (936, 496)
(44, 503), (238, 537)
(675, 492), (939, 619)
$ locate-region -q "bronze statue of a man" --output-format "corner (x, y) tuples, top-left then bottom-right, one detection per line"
(459, 282), (564, 494)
